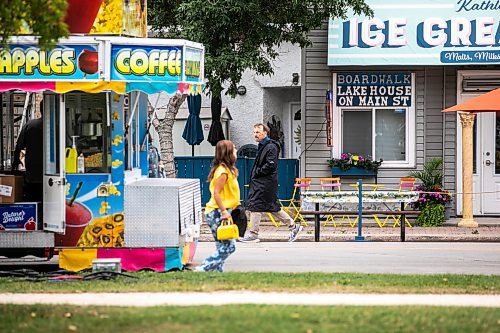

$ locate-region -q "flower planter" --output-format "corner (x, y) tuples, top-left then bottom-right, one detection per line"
(331, 166), (377, 177)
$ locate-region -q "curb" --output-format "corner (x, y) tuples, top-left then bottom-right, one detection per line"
(199, 225), (500, 242)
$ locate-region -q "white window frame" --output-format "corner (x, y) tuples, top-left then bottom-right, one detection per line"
(332, 72), (416, 168)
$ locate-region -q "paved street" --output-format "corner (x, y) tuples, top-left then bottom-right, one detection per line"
(194, 242), (500, 275)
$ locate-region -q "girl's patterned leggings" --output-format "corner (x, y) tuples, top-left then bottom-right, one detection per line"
(197, 209), (236, 272)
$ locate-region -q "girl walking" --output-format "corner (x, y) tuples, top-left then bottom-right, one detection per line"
(195, 140), (240, 272)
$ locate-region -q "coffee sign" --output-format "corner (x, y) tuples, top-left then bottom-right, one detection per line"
(336, 73), (412, 107)
(111, 45), (182, 81)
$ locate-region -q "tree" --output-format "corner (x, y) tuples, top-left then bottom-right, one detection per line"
(149, 0), (372, 177)
(0, 0), (68, 49)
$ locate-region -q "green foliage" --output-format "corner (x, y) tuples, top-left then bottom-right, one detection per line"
(0, 0), (68, 49)
(149, 0), (373, 97)
(409, 158), (450, 224)
(409, 158), (444, 191)
(416, 202), (445, 227)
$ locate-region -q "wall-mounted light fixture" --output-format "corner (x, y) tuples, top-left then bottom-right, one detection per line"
(237, 85), (247, 95)
(292, 73), (299, 85)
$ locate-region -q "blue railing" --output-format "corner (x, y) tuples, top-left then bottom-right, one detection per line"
(175, 156), (299, 206)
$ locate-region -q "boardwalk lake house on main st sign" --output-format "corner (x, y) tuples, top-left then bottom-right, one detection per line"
(301, 0), (500, 216)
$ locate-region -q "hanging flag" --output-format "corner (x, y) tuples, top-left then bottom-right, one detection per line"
(326, 90), (333, 147)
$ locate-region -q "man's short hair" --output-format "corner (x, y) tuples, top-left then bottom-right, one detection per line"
(254, 123), (269, 133)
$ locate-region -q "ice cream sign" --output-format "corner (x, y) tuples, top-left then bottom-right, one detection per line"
(328, 0), (500, 65)
(0, 44), (100, 80)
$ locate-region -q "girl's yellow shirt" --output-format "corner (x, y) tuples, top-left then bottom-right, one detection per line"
(205, 165), (240, 214)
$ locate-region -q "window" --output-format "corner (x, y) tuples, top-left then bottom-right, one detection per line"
(343, 110), (372, 156)
(334, 72), (415, 168)
(341, 107), (413, 167)
(375, 109), (406, 161)
(65, 92), (111, 173)
(124, 93), (141, 170)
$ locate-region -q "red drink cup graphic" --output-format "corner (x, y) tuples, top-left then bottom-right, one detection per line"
(64, 0), (103, 34)
(55, 181), (92, 247)
(55, 200), (92, 247)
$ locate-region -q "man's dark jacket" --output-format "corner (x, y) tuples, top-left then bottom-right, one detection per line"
(13, 118), (43, 184)
(246, 138), (281, 212)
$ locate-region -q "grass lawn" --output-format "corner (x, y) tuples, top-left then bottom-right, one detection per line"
(1, 304), (499, 333)
(0, 271), (499, 294)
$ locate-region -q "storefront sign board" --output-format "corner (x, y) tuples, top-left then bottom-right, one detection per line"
(111, 44), (183, 82)
(336, 73), (412, 107)
(0, 44), (101, 81)
(328, 0), (500, 65)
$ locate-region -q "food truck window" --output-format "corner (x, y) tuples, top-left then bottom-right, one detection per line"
(65, 92), (111, 173)
(124, 93), (140, 170)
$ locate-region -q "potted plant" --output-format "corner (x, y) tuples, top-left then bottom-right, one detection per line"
(408, 158), (452, 227)
(327, 153), (383, 175)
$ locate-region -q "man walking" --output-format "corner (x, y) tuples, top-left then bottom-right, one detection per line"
(240, 123), (303, 243)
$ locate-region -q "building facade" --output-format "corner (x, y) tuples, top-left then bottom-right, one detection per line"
(302, 0), (500, 216)
(151, 43), (301, 158)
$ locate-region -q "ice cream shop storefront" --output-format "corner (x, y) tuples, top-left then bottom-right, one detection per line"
(0, 35), (205, 271)
(303, 0), (500, 218)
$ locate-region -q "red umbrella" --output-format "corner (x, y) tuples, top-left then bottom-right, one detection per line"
(442, 88), (500, 113)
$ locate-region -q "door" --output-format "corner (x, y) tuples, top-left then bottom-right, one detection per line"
(482, 112), (500, 213)
(290, 103), (301, 159)
(43, 94), (66, 232)
(457, 70), (500, 215)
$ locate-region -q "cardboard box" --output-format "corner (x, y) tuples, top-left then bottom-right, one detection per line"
(0, 175), (24, 203)
(0, 202), (38, 231)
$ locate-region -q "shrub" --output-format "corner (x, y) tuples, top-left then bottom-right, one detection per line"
(409, 158), (451, 226)
(416, 202), (445, 227)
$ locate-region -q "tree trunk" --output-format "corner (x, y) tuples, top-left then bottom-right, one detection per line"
(153, 93), (186, 178)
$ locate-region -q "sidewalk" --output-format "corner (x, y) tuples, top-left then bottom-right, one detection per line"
(1, 292), (499, 307)
(199, 217), (500, 242)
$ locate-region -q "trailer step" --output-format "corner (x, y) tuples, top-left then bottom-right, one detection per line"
(0, 231), (54, 248)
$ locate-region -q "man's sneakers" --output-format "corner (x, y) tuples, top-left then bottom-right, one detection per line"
(238, 235), (261, 243)
(288, 223), (303, 242)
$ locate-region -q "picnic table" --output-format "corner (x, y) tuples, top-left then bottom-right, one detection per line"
(301, 190), (420, 242)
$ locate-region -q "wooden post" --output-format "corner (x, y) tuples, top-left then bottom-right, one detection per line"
(459, 112), (478, 227)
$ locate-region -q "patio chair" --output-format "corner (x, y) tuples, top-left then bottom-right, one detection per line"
(319, 177), (342, 227)
(276, 178), (312, 227)
(392, 177), (416, 228)
(374, 177), (415, 228)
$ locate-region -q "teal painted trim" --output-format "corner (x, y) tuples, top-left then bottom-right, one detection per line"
(165, 248), (183, 271)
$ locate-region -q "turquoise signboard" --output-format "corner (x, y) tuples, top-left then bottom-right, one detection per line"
(111, 45), (182, 82)
(328, 0), (500, 65)
(0, 44), (100, 80)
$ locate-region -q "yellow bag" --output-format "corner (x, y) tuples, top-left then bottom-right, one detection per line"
(216, 218), (239, 241)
